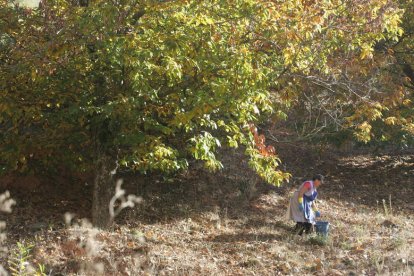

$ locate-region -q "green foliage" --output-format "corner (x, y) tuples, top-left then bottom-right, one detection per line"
(0, 0), (286, 184)
(7, 242), (32, 276)
(7, 240), (47, 276)
(35, 264), (47, 276)
(190, 132), (223, 171)
(0, 0), (406, 185)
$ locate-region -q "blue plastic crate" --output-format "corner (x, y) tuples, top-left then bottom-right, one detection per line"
(315, 221), (329, 236)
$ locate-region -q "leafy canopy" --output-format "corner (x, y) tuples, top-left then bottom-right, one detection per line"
(0, 0), (404, 184)
(275, 0), (414, 147)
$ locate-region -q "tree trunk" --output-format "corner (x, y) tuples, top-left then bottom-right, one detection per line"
(92, 152), (117, 229)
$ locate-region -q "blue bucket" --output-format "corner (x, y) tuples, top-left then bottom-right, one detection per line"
(315, 221), (329, 236)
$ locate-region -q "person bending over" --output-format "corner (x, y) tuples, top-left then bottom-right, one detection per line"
(287, 174), (324, 235)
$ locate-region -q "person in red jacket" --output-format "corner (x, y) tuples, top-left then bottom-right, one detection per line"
(287, 174), (324, 235)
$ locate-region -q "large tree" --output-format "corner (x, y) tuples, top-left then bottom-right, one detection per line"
(0, 0), (403, 228)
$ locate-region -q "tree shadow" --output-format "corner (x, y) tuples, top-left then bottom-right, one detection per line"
(242, 218), (293, 232)
(8, 145), (413, 275)
(275, 144), (414, 212)
(2, 145), (412, 257)
(210, 232), (285, 243)
(0, 173), (91, 240)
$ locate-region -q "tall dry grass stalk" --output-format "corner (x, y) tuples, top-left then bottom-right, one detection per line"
(63, 178), (142, 275)
(0, 191), (16, 276)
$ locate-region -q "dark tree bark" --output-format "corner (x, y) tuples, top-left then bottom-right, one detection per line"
(402, 63), (414, 87)
(92, 151), (117, 229)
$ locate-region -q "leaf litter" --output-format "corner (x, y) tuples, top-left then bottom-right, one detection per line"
(0, 146), (413, 275)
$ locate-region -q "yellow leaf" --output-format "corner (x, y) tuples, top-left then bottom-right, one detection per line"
(360, 44), (373, 60)
(384, 117), (397, 125)
(31, 69), (37, 81)
(402, 99), (411, 106)
(358, 121), (371, 132)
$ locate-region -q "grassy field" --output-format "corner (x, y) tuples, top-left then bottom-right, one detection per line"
(1, 147), (413, 275)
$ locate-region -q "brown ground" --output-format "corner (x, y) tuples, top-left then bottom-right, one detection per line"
(0, 144), (413, 275)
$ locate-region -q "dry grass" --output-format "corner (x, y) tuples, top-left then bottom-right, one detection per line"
(3, 191), (413, 275)
(1, 149), (413, 275)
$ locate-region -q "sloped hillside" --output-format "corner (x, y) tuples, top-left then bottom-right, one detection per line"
(1, 145), (413, 275)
